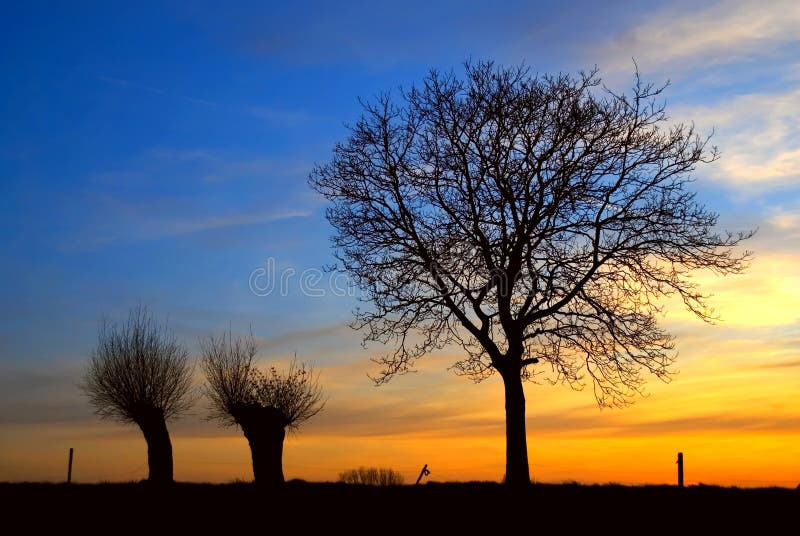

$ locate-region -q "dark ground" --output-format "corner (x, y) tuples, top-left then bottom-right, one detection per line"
(2, 481), (797, 533)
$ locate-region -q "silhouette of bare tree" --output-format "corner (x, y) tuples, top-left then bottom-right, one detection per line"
(201, 333), (324, 485)
(309, 61), (753, 486)
(82, 306), (193, 483)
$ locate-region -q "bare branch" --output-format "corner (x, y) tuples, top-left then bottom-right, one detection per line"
(81, 305), (194, 423)
(201, 333), (325, 430)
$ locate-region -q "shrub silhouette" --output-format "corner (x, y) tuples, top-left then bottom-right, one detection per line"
(339, 467), (405, 485)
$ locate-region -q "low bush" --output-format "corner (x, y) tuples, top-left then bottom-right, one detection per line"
(338, 467), (404, 485)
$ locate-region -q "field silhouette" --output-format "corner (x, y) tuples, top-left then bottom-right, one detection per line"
(3, 481), (796, 532)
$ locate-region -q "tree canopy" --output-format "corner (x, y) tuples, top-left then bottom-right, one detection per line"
(83, 306), (193, 423)
(201, 334), (324, 430)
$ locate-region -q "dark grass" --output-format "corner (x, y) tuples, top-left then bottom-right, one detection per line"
(3, 481), (797, 533)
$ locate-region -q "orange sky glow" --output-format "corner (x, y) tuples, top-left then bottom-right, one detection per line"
(4, 264), (799, 487)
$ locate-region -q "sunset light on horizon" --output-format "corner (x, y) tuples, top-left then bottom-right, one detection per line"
(2, 0), (799, 489)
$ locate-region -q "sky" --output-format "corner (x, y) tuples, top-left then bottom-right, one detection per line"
(1, 0), (799, 486)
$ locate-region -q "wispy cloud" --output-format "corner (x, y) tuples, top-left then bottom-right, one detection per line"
(252, 324), (350, 353)
(597, 0), (800, 76)
(67, 145), (320, 247)
(97, 75), (165, 94)
(139, 147), (314, 183)
(97, 75), (216, 106)
(672, 88), (800, 189)
(158, 209), (312, 237)
(766, 204), (800, 232)
(185, 97), (216, 107)
(249, 106), (313, 126)
(0, 362), (91, 425)
(145, 147), (217, 162)
(617, 413), (800, 436)
(86, 206), (312, 245)
(757, 359), (800, 369)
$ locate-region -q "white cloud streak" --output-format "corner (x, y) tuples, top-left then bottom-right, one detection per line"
(598, 0), (800, 75)
(249, 106), (313, 126)
(157, 209), (312, 237)
(86, 207), (312, 245)
(672, 88), (800, 188)
(97, 75), (216, 106)
(97, 75), (165, 94)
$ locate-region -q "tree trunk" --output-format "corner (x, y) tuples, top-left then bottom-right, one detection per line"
(242, 423), (286, 485)
(501, 369), (530, 486)
(235, 405), (287, 485)
(136, 407), (174, 484)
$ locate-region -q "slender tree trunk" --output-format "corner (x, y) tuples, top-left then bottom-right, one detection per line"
(501, 369), (530, 486)
(136, 408), (174, 484)
(235, 405), (287, 485)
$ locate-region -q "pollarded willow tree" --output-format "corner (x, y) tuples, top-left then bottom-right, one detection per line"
(201, 333), (324, 485)
(82, 306), (193, 483)
(309, 61), (752, 486)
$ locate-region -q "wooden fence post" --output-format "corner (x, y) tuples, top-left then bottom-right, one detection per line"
(67, 448), (74, 484)
(676, 452), (684, 488)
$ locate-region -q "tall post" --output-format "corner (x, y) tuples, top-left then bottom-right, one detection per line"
(676, 452), (684, 488)
(67, 448), (74, 484)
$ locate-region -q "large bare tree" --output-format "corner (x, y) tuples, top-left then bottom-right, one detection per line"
(82, 306), (193, 483)
(309, 61), (752, 486)
(201, 333), (324, 485)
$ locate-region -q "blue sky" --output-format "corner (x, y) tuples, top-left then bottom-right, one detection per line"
(2, 1), (799, 484)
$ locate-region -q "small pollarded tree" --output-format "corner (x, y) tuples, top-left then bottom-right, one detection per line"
(201, 333), (324, 485)
(82, 306), (193, 483)
(309, 61), (753, 486)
